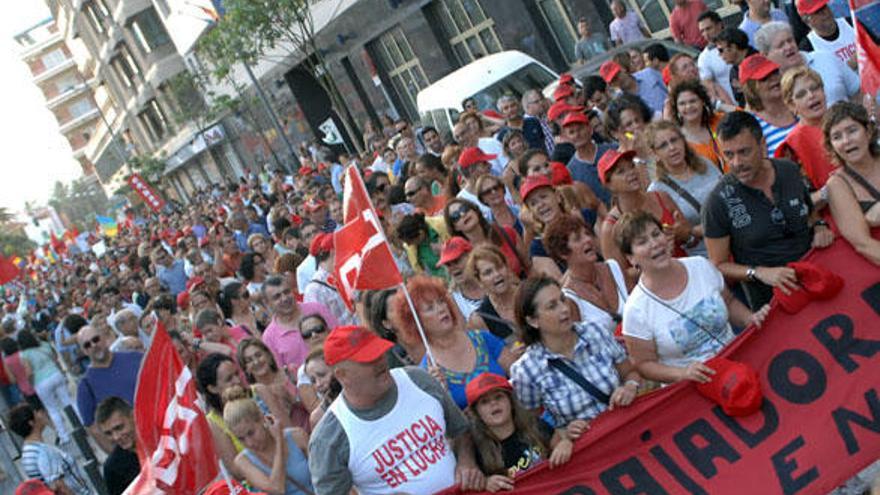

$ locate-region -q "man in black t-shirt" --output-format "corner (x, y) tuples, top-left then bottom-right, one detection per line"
(702, 112), (834, 309)
(96, 397), (141, 495)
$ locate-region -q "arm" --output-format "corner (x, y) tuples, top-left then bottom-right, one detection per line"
(298, 382), (320, 413)
(209, 420), (247, 481)
(467, 312), (488, 332)
(724, 287), (770, 329)
(233, 424), (287, 495)
(704, 235), (799, 293)
(624, 335), (713, 383)
(609, 358), (642, 409)
(827, 175), (880, 265)
(452, 432), (485, 491)
(599, 219), (627, 270)
(531, 256), (564, 280)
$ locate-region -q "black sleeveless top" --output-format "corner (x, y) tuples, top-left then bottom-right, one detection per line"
(476, 297), (515, 340)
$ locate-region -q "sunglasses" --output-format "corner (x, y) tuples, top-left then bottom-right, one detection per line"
(448, 207), (469, 224)
(301, 324), (327, 340)
(479, 184), (504, 198)
(82, 335), (101, 350)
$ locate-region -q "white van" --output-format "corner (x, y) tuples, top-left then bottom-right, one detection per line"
(417, 51), (559, 135)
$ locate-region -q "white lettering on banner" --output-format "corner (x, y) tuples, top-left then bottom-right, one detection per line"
(369, 415), (448, 489)
(338, 209), (385, 296)
(151, 367), (199, 488)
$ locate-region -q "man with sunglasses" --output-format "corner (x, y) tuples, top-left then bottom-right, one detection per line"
(404, 176), (445, 216)
(75, 325), (143, 453)
(703, 111), (834, 310)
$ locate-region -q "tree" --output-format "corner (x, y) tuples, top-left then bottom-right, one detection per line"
(129, 155), (167, 183)
(197, 0), (363, 157)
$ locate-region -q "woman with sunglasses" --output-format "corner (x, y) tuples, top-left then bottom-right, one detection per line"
(475, 175), (523, 236)
(444, 199), (528, 279)
(616, 212), (769, 385)
(293, 312), (331, 413)
(237, 338), (311, 430)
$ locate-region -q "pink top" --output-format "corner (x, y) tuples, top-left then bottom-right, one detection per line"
(4, 353), (34, 396)
(261, 302), (338, 370)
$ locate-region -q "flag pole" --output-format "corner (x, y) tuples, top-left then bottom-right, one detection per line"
(218, 460), (236, 493)
(399, 282), (436, 367)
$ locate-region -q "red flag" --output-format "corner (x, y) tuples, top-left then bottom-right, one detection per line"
(334, 166), (402, 309)
(50, 231), (66, 255)
(126, 322), (219, 494)
(0, 256), (19, 285)
(851, 0), (880, 98)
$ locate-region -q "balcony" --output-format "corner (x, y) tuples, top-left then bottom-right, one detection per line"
(113, 0), (150, 26)
(46, 82), (91, 109)
(144, 53), (185, 89)
(59, 107), (101, 133)
(17, 31), (64, 60)
(32, 58), (76, 84)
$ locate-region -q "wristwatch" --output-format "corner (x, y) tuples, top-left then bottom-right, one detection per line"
(746, 266), (758, 283)
(625, 379), (641, 391)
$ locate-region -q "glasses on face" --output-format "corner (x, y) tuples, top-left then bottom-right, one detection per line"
(301, 324), (327, 340)
(448, 207), (469, 224)
(82, 334), (101, 350)
(479, 184), (504, 198)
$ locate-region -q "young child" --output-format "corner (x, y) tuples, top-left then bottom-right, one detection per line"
(466, 372), (577, 492)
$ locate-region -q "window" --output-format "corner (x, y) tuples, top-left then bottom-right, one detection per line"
(84, 2), (106, 34)
(139, 99), (169, 141)
(432, 0), (502, 65)
(68, 98), (95, 119)
(372, 27), (428, 120)
(41, 48), (67, 70)
(129, 8), (171, 54)
(537, 0), (578, 64)
(626, 0), (734, 35)
(55, 73), (80, 95)
(114, 44), (140, 88)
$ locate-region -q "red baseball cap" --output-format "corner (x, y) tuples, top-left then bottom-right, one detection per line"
(547, 102), (584, 122)
(309, 232), (334, 257)
(519, 175), (555, 202)
(458, 147), (496, 168)
(16, 479), (54, 495)
(738, 54), (780, 82)
(298, 166), (314, 176)
(796, 0), (828, 15)
(202, 479), (266, 495)
(466, 372), (513, 406)
(176, 291), (190, 311)
(550, 161), (573, 185)
(597, 149), (637, 185)
(552, 84), (574, 102)
(303, 198), (326, 213)
(324, 325), (395, 366)
(599, 60), (623, 83)
(696, 357), (763, 417)
(561, 111), (590, 128)
(790, 261), (843, 300)
(436, 237), (473, 267)
(558, 73), (574, 85)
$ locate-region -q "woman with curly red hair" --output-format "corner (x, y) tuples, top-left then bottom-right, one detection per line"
(390, 275), (516, 409)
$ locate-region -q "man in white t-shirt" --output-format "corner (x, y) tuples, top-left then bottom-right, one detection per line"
(308, 325), (484, 495)
(697, 11), (735, 101)
(796, 0), (857, 68)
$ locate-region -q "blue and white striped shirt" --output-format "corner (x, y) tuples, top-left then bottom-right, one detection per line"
(755, 114), (797, 157)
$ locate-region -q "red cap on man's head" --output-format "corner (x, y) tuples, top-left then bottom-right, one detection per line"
(436, 236), (473, 267)
(696, 357), (763, 417)
(465, 372), (513, 407)
(738, 54), (780, 82)
(597, 149), (637, 185)
(458, 147), (496, 168)
(548, 102), (585, 122)
(309, 232), (334, 257)
(561, 111), (590, 128)
(324, 325), (395, 366)
(796, 0), (828, 15)
(519, 175), (555, 202)
(599, 60), (623, 83)
(552, 84), (574, 102)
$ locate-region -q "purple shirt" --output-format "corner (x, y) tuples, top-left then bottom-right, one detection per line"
(76, 351), (143, 426)
(261, 302), (338, 371)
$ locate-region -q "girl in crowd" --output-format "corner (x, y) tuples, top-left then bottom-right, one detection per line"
(303, 348), (342, 429)
(740, 54), (797, 156)
(670, 80), (725, 170)
(476, 175), (523, 236)
(18, 330), (73, 446)
(616, 212), (769, 385)
(823, 102), (880, 265)
(543, 215), (630, 335)
(510, 277), (641, 430)
(466, 373), (572, 493)
(223, 387), (313, 495)
(237, 338), (310, 430)
(390, 275), (515, 409)
(436, 238), (486, 323)
(597, 150), (691, 270)
(645, 121), (722, 257)
(444, 199), (527, 279)
(777, 67), (835, 201)
(197, 353), (246, 480)
(467, 245), (521, 342)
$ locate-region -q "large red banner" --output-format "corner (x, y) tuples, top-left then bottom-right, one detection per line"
(128, 173), (167, 213)
(440, 235), (880, 495)
(851, 0), (880, 98)
(125, 322), (219, 494)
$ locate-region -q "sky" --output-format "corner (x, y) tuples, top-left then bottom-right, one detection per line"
(0, 0), (82, 216)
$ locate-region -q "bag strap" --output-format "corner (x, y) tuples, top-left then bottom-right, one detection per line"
(286, 474), (315, 495)
(307, 279), (337, 293)
(547, 358), (610, 405)
(843, 166), (880, 202)
(638, 283), (727, 347)
(494, 224), (528, 276)
(659, 176), (702, 213)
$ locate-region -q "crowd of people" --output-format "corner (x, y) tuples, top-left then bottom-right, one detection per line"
(0, 0), (879, 493)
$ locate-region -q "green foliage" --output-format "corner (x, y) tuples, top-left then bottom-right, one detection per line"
(0, 231), (35, 258)
(129, 155), (167, 180)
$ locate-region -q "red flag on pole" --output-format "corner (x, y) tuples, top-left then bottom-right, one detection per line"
(851, 0), (880, 98)
(334, 166), (403, 309)
(0, 256), (19, 286)
(125, 322), (219, 494)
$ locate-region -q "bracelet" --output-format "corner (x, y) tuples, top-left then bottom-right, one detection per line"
(624, 379), (641, 390)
